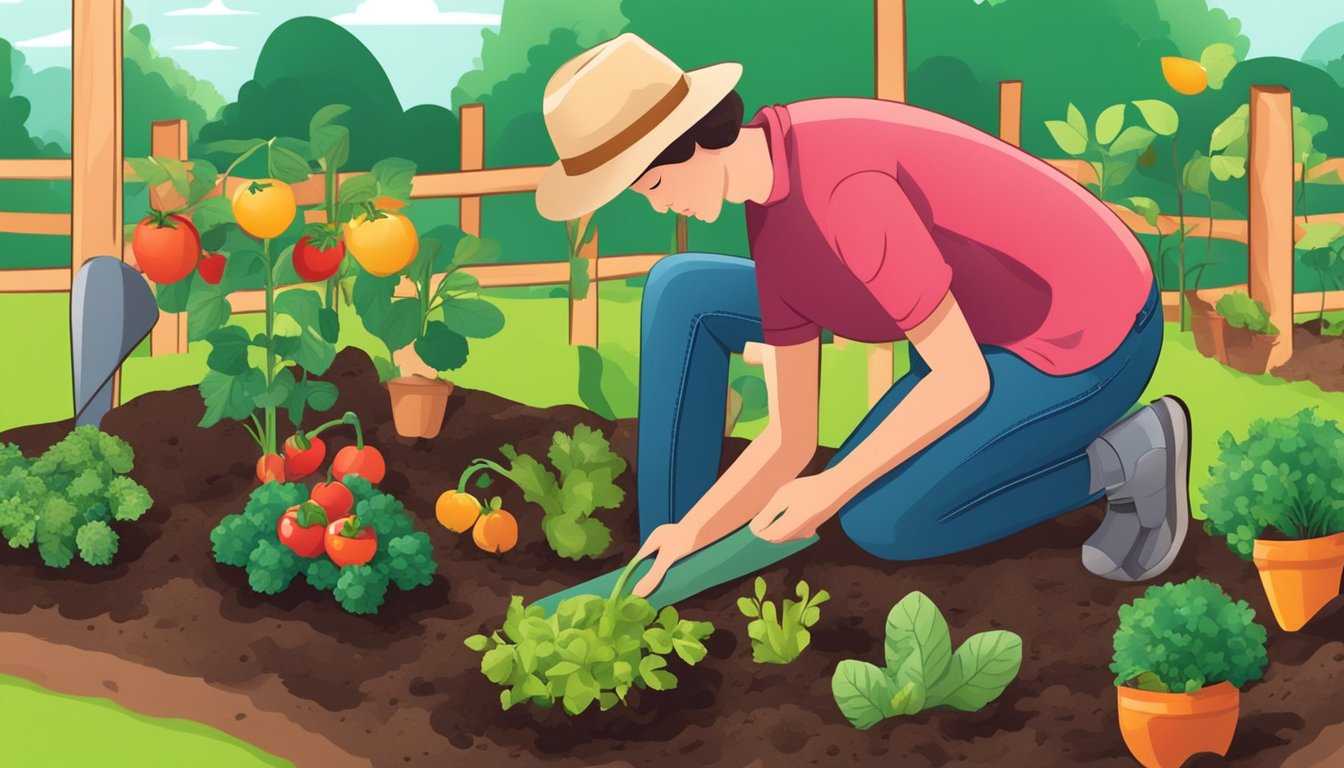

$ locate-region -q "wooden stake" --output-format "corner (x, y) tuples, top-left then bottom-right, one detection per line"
(1248, 86), (1294, 367)
(999, 81), (1023, 147)
(568, 214), (599, 347)
(148, 120), (189, 357)
(459, 104), (484, 237)
(871, 0), (907, 405)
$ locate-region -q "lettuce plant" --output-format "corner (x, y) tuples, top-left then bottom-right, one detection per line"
(738, 577), (828, 664)
(0, 427), (152, 567)
(832, 591), (1022, 730)
(465, 556), (714, 715)
(1201, 408), (1344, 558)
(1111, 577), (1267, 693)
(1215, 292), (1278, 335)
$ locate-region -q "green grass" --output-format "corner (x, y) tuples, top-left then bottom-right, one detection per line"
(2, 288), (1341, 519)
(0, 674), (290, 768)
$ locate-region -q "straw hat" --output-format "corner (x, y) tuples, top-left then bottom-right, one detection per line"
(534, 33), (742, 221)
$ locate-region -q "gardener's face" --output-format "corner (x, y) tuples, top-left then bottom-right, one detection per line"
(630, 146), (726, 223)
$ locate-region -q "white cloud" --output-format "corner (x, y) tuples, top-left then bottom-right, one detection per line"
(331, 0), (500, 27)
(171, 41), (239, 51)
(165, 0), (255, 17)
(16, 29), (70, 48)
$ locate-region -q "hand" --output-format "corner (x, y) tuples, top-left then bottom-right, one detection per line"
(749, 472), (845, 543)
(631, 523), (698, 598)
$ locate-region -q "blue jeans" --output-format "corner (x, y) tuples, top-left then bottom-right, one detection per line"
(637, 252), (1162, 560)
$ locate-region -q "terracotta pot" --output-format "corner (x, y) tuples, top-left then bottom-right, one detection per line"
(387, 375), (454, 439)
(1252, 532), (1344, 631)
(1221, 325), (1275, 375)
(1189, 307), (1229, 362)
(1117, 682), (1240, 768)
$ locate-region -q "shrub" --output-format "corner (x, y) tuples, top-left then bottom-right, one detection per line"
(832, 591), (1022, 730)
(1215, 291), (1278, 335)
(209, 476), (436, 614)
(1111, 577), (1268, 693)
(0, 427), (152, 567)
(1201, 408), (1344, 558)
(465, 557), (714, 715)
(738, 577), (828, 664)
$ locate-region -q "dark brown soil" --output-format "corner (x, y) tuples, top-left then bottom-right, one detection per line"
(1272, 320), (1344, 392)
(2, 349), (1341, 767)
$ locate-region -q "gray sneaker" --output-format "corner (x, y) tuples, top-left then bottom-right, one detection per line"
(1081, 396), (1192, 582)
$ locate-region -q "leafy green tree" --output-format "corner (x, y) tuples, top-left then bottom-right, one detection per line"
(0, 39), (57, 159)
(123, 7), (227, 156)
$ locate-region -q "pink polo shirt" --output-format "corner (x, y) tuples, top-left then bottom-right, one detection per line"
(744, 99), (1153, 375)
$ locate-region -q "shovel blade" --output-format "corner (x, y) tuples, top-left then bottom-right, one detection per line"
(71, 256), (159, 427)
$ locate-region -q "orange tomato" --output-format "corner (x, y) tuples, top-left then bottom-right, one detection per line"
(436, 490), (482, 533)
(1161, 57), (1208, 96)
(232, 178), (296, 239)
(472, 499), (517, 554)
(256, 453), (287, 484)
(343, 211), (418, 277)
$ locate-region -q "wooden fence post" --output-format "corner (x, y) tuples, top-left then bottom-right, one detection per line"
(149, 120), (189, 356)
(867, 0), (907, 405)
(1248, 85), (1294, 367)
(999, 80), (1023, 147)
(72, 0), (125, 402)
(459, 104), (484, 237)
(675, 214), (688, 253)
(568, 213), (599, 347)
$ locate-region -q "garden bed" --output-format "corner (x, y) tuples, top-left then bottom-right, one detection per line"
(0, 349), (1340, 767)
(1272, 319), (1344, 393)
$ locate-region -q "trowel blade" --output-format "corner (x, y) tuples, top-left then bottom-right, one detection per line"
(71, 256), (158, 427)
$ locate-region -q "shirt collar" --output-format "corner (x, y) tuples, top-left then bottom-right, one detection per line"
(745, 105), (792, 206)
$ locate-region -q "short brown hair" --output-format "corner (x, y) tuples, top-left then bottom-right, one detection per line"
(641, 90), (745, 176)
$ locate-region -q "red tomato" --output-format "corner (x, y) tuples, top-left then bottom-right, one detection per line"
(277, 501), (331, 558)
(332, 445), (386, 485)
(310, 480), (354, 519)
(324, 516), (377, 567)
(198, 253), (226, 285)
(132, 214), (201, 284)
(292, 236), (346, 282)
(283, 434), (326, 481)
(256, 453), (286, 484)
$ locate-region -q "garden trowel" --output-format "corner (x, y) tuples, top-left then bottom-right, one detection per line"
(71, 256), (159, 428)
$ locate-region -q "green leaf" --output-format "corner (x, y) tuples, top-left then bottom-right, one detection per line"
(414, 320), (468, 371)
(887, 644), (928, 714)
(198, 368), (263, 428)
(205, 325), (254, 375)
(381, 299), (423, 353)
(191, 196), (234, 233)
(372, 157), (416, 201)
(884, 591), (953, 686)
(156, 280), (191, 313)
(186, 281), (231, 342)
(338, 174), (378, 209)
(202, 138), (266, 155)
(1297, 222), (1344, 251)
(1133, 99), (1179, 136)
(736, 597), (759, 618)
(284, 379), (338, 426)
(1043, 120), (1087, 156)
(1200, 43), (1238, 90)
(371, 355), (400, 382)
(311, 125), (350, 171)
(440, 296), (504, 339)
(1210, 155), (1246, 182)
(252, 368), (295, 409)
(1126, 197), (1161, 228)
(925, 630), (1023, 712)
(1095, 104), (1125, 146)
(1108, 126), (1155, 156)
(1065, 103), (1088, 145)
(309, 104), (351, 137)
(268, 143), (311, 184)
(186, 159), (220, 203)
(75, 520), (118, 566)
(1209, 114), (1247, 153)
(127, 157), (170, 187)
(1184, 153), (1212, 197)
(569, 257), (591, 301)
(274, 289), (337, 375)
(453, 235), (500, 266)
(832, 659), (898, 730)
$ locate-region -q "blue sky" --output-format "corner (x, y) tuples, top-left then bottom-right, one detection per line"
(1, 0), (1341, 111)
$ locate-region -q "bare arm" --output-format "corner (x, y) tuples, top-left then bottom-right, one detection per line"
(632, 337), (819, 595)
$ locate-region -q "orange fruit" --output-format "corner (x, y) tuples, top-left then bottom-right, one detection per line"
(435, 490), (482, 534)
(472, 507), (518, 554)
(343, 211), (418, 277)
(1162, 57), (1208, 96)
(231, 178), (296, 240)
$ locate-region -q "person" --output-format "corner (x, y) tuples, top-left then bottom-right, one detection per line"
(533, 34), (1190, 600)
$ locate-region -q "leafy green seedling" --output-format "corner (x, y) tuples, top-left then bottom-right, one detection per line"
(832, 591), (1022, 730)
(737, 577), (828, 664)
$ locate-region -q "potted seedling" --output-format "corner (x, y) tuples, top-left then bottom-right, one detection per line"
(1202, 408), (1344, 630)
(1214, 291), (1279, 374)
(1110, 578), (1268, 768)
(353, 233), (504, 438)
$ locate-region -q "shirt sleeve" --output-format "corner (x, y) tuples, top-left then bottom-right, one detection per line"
(756, 266), (822, 346)
(826, 170), (952, 333)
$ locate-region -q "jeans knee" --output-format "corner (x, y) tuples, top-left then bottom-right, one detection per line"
(839, 505), (939, 561)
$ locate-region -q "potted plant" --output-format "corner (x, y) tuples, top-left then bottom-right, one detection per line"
(1110, 577), (1268, 768)
(1202, 408), (1344, 630)
(1185, 288), (1229, 362)
(1215, 291), (1279, 374)
(353, 233), (504, 438)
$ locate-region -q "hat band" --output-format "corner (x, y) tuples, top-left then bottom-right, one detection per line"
(560, 75), (690, 177)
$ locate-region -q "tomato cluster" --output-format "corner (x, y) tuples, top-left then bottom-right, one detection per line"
(275, 474), (376, 567)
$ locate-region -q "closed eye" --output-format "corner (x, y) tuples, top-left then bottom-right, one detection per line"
(649, 178), (661, 190)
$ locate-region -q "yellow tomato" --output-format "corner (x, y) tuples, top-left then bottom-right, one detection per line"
(343, 211), (419, 277)
(1161, 57), (1208, 96)
(435, 490), (482, 534)
(231, 178), (296, 239)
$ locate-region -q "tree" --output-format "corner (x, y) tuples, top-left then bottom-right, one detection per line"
(123, 6), (228, 156)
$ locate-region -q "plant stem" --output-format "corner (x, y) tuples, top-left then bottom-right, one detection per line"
(262, 238), (278, 455)
(1192, 190), (1216, 293)
(458, 460), (502, 493)
(1172, 137), (1189, 331)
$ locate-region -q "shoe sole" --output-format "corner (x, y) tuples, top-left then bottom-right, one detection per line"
(1134, 395), (1191, 580)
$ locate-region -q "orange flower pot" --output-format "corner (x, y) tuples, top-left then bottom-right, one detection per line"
(387, 375), (454, 439)
(1117, 682), (1239, 768)
(1252, 533), (1344, 631)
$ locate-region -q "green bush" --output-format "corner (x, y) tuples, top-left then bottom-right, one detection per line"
(1215, 291), (1279, 335)
(738, 577), (828, 664)
(1201, 408), (1344, 558)
(0, 427), (152, 567)
(209, 476), (436, 614)
(831, 591), (1022, 730)
(1111, 577), (1268, 693)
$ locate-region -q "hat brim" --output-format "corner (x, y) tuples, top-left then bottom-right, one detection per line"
(534, 61), (743, 222)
